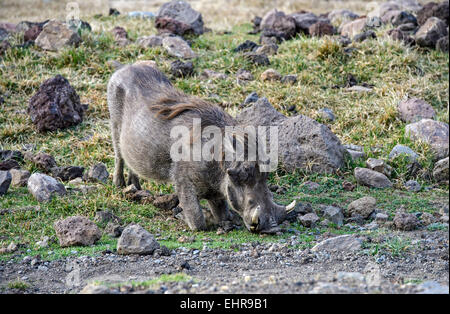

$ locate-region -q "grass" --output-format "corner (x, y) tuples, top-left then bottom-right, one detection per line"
(0, 5), (448, 261)
(6, 279), (30, 291)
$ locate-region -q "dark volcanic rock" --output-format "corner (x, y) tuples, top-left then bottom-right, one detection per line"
(156, 0), (204, 35)
(30, 152), (57, 172)
(170, 60), (194, 77)
(308, 21), (335, 37)
(0, 170), (12, 196)
(417, 1), (449, 26)
(0, 159), (20, 171)
(289, 12), (318, 34)
(52, 166), (84, 181)
(155, 17), (194, 36)
(152, 194), (179, 211)
(260, 9), (296, 40)
(0, 150), (23, 162)
(24, 24), (43, 42)
(415, 17), (448, 48)
(243, 52), (270, 66)
(436, 36), (449, 52)
(353, 30), (376, 42)
(28, 75), (85, 132)
(233, 40), (259, 53)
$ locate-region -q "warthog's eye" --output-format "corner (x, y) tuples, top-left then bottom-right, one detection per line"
(247, 199), (256, 208)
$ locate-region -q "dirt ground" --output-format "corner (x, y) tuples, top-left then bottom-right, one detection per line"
(1, 229), (448, 294)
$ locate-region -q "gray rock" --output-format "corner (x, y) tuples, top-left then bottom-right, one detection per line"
(35, 20), (81, 51)
(279, 115), (347, 173)
(298, 213), (319, 228)
(200, 69), (227, 80)
(354, 167), (393, 188)
(323, 206), (344, 226)
(393, 212), (418, 231)
(9, 168), (30, 187)
(420, 212), (437, 226)
(156, 0), (204, 35)
(340, 18), (367, 38)
(162, 36), (196, 59)
(366, 16), (383, 28)
(94, 211), (121, 224)
(405, 180), (421, 192)
(281, 74), (298, 84)
(389, 144), (418, 162)
(236, 68), (254, 81)
(289, 12), (318, 34)
(318, 108), (335, 122)
(382, 10), (417, 26)
(366, 158), (392, 177)
(405, 119), (449, 159)
(375, 212), (389, 223)
(0, 170), (12, 196)
(329, 9), (359, 26)
(27, 173), (66, 202)
(136, 35), (163, 48)
(86, 163), (109, 183)
(260, 9), (296, 40)
(347, 196), (377, 219)
(54, 216), (102, 247)
(311, 235), (362, 252)
(397, 98), (436, 123)
(254, 43), (278, 56)
(105, 222), (124, 238)
(236, 97), (287, 126)
(353, 30), (376, 42)
(117, 224), (160, 255)
(243, 92), (258, 105)
(433, 157), (449, 182)
(415, 17), (448, 48)
(436, 36), (449, 52)
(347, 149), (366, 161)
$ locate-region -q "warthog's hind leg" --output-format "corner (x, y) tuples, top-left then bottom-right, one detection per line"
(127, 170), (141, 190)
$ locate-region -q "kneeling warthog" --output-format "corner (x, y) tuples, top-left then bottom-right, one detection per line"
(107, 64), (295, 233)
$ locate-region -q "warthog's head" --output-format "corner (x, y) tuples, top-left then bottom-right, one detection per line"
(224, 162), (295, 234)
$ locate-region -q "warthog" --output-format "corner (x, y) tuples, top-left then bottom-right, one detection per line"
(107, 64), (295, 233)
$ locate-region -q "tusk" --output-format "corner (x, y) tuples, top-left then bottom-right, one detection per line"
(285, 200), (296, 213)
(251, 206), (261, 225)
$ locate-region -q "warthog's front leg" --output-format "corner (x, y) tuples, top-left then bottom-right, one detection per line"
(127, 169), (141, 190)
(174, 179), (206, 231)
(207, 198), (236, 231)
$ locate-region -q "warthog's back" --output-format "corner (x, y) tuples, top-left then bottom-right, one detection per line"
(107, 64), (235, 183)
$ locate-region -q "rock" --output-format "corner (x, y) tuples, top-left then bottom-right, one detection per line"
(0, 170), (12, 196)
(152, 194), (179, 210)
(29, 152), (57, 172)
(254, 43), (278, 56)
(170, 60), (194, 77)
(329, 9), (359, 26)
(308, 21), (334, 37)
(387, 28), (407, 41)
(109, 8), (120, 16)
(342, 181), (356, 191)
(354, 167), (393, 188)
(51, 166), (84, 181)
(421, 212), (437, 226)
(293, 202), (314, 215)
(281, 75), (297, 84)
(398, 23), (418, 33)
(347, 196), (377, 219)
(261, 68), (281, 81)
(137, 35), (163, 48)
(279, 115), (347, 173)
(67, 19), (91, 33)
(289, 12), (318, 34)
(200, 69), (227, 80)
(405, 180), (421, 192)
(156, 0), (204, 35)
(323, 206), (344, 226)
(398, 98), (436, 123)
(0, 22), (16, 33)
(27, 173), (66, 202)
(366, 158), (392, 177)
(28, 75), (85, 132)
(94, 211), (121, 224)
(436, 36), (449, 52)
(415, 17), (448, 48)
(105, 222), (123, 238)
(340, 18), (367, 38)
(433, 157), (449, 182)
(417, 1), (449, 26)
(366, 16), (383, 28)
(243, 52), (270, 66)
(86, 163), (109, 183)
(233, 40), (259, 53)
(24, 24), (43, 42)
(155, 17), (194, 36)
(243, 92), (258, 105)
(260, 9), (296, 40)
(110, 26), (129, 46)
(393, 212), (418, 230)
(375, 213), (389, 223)
(236, 97), (286, 127)
(318, 108), (335, 122)
(311, 234), (362, 252)
(353, 30), (376, 42)
(54, 216), (102, 247)
(236, 69), (254, 81)
(9, 169), (30, 187)
(0, 159), (20, 170)
(382, 10), (417, 26)
(347, 149), (366, 161)
(162, 36), (196, 59)
(405, 119), (449, 159)
(345, 85), (373, 93)
(117, 224), (160, 255)
(389, 144), (418, 162)
(299, 213), (319, 228)
(416, 281), (449, 294)
(35, 20), (81, 51)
